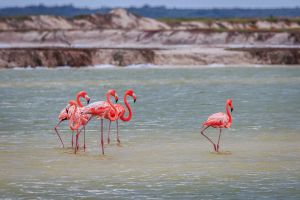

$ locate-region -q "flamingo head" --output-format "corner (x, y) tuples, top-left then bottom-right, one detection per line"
(108, 89), (118, 103)
(78, 91), (90, 104)
(227, 99), (234, 112)
(126, 89), (137, 103)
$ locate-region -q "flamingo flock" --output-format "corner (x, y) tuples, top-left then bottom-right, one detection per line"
(54, 89), (234, 154)
(54, 89), (136, 155)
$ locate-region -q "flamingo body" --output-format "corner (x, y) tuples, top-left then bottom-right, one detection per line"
(54, 91), (90, 148)
(106, 89), (136, 144)
(81, 89), (119, 155)
(82, 101), (111, 118)
(203, 112), (231, 128)
(66, 101), (91, 153)
(200, 99), (234, 152)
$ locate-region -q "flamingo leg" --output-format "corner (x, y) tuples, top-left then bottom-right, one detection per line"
(217, 129), (222, 152)
(116, 120), (120, 144)
(107, 121), (111, 144)
(101, 119), (104, 155)
(54, 121), (65, 148)
(75, 130), (80, 154)
(83, 126), (86, 151)
(200, 126), (217, 152)
(77, 130), (80, 151)
(78, 117), (92, 133)
(71, 131), (74, 148)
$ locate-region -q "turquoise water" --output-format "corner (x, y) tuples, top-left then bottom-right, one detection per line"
(0, 66), (300, 199)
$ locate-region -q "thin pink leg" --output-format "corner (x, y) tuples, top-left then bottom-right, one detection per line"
(54, 121), (65, 148)
(116, 120), (120, 144)
(83, 126), (86, 151)
(75, 130), (80, 154)
(71, 131), (74, 148)
(200, 126), (217, 152)
(101, 119), (104, 155)
(107, 121), (111, 144)
(217, 129), (222, 152)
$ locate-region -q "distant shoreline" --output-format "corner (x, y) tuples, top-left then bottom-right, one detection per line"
(0, 9), (299, 68)
(0, 46), (299, 68)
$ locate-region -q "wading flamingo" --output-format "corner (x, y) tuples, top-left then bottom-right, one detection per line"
(107, 89), (137, 144)
(66, 100), (91, 154)
(54, 91), (90, 148)
(200, 99), (234, 152)
(81, 89), (118, 155)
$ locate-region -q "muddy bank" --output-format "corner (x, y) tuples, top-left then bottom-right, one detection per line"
(227, 47), (300, 64)
(0, 47), (299, 68)
(0, 47), (155, 68)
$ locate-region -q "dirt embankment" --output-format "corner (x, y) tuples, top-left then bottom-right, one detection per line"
(1, 9), (300, 31)
(0, 47), (299, 68)
(0, 9), (170, 31)
(0, 9), (299, 67)
(0, 9), (299, 47)
(1, 30), (299, 47)
(0, 47), (155, 68)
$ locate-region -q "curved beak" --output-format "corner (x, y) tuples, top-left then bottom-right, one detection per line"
(85, 95), (90, 104)
(133, 93), (137, 103)
(231, 107), (234, 112)
(115, 95), (119, 103)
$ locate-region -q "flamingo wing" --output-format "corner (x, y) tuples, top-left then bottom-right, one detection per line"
(81, 101), (110, 116)
(204, 112), (230, 128)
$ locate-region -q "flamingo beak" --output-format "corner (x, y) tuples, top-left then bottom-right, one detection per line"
(231, 107), (234, 112)
(85, 95), (90, 104)
(115, 95), (119, 103)
(133, 93), (137, 103)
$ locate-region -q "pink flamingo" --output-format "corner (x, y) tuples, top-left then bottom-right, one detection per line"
(54, 91), (90, 148)
(67, 100), (91, 154)
(107, 89), (137, 144)
(81, 89), (118, 155)
(200, 99), (234, 152)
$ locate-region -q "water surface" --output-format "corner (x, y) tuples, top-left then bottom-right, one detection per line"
(1, 66), (300, 199)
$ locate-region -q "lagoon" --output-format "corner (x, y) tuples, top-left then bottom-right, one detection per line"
(0, 66), (300, 199)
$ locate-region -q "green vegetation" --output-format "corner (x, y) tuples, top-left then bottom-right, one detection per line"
(0, 15), (31, 21)
(158, 17), (300, 25)
(158, 17), (300, 33)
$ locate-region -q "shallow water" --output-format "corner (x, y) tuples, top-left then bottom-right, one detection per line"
(1, 66), (300, 199)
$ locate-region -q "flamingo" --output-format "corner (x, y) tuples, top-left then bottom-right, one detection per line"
(81, 89), (118, 155)
(66, 100), (91, 154)
(200, 99), (234, 152)
(54, 91), (90, 148)
(107, 89), (137, 144)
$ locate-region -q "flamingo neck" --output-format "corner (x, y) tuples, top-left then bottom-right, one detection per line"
(106, 93), (118, 121)
(120, 92), (132, 122)
(76, 94), (84, 107)
(69, 104), (80, 130)
(226, 102), (232, 123)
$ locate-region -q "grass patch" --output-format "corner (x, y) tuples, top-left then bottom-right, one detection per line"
(158, 17), (300, 25)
